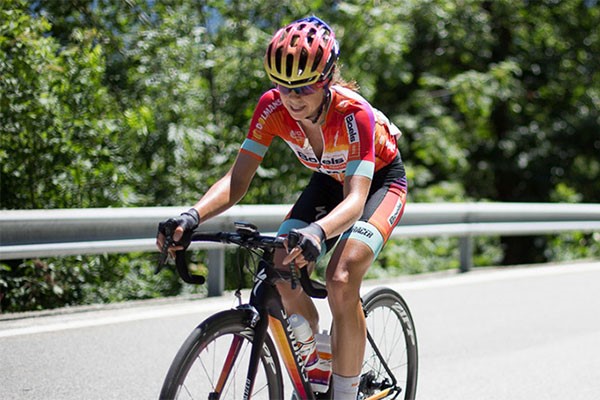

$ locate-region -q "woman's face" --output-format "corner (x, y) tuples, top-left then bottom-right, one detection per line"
(278, 85), (325, 121)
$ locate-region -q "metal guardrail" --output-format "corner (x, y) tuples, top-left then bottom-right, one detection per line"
(2, 203), (600, 296)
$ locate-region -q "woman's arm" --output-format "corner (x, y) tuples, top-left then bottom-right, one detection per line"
(314, 174), (371, 239)
(282, 174), (371, 266)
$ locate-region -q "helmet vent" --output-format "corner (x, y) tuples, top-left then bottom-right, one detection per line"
(307, 28), (317, 46)
(299, 48), (309, 74)
(266, 44), (273, 70)
(312, 48), (323, 72)
(286, 54), (295, 77)
(291, 33), (300, 47)
(275, 47), (283, 74)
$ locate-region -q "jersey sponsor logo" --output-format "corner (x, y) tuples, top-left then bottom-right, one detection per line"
(251, 129), (263, 141)
(378, 133), (397, 154)
(320, 168), (345, 176)
(296, 151), (319, 164)
(320, 152), (346, 166)
(345, 114), (359, 144)
(384, 137), (396, 153)
(254, 99), (282, 131)
(338, 99), (351, 109)
(289, 129), (304, 142)
(314, 165), (345, 177)
(296, 151), (347, 167)
(351, 225), (374, 239)
(315, 206), (327, 219)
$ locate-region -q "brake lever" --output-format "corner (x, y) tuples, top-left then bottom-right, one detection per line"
(156, 219), (176, 274)
(290, 263), (299, 290)
(287, 231), (300, 289)
(156, 236), (171, 274)
(286, 230), (327, 298)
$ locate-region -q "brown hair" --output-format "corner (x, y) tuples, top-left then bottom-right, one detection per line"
(330, 64), (360, 91)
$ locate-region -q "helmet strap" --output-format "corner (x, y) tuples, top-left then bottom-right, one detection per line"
(309, 87), (331, 124)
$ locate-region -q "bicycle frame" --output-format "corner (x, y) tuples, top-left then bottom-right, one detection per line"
(159, 222), (410, 400)
(241, 253), (317, 399)
(237, 255), (403, 400)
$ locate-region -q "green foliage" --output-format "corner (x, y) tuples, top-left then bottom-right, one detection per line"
(0, 253), (187, 313)
(7, 0), (596, 210)
(1, 0), (599, 311)
(1, 1), (124, 209)
(545, 232), (600, 262)
(376, 237), (461, 276)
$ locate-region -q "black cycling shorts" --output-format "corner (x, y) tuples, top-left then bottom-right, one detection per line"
(277, 154), (408, 257)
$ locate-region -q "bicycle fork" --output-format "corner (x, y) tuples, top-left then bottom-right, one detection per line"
(243, 304), (270, 399)
(241, 259), (315, 400)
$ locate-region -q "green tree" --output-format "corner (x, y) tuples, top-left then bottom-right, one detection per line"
(27, 0), (327, 207)
(2, 0), (599, 312)
(1, 0), (123, 209)
(334, 0), (599, 264)
(119, 1), (323, 206)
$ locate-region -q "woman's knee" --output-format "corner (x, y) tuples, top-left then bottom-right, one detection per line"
(326, 262), (363, 310)
(326, 243), (373, 311)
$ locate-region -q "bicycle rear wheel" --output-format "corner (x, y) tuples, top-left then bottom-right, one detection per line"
(160, 309), (283, 400)
(360, 287), (418, 400)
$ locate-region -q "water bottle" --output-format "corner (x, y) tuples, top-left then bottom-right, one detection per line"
(311, 331), (332, 393)
(289, 314), (318, 369)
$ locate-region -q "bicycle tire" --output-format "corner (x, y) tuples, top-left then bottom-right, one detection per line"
(360, 287), (418, 400)
(160, 309), (283, 400)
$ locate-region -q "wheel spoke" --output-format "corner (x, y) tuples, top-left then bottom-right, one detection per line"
(360, 288), (418, 400)
(160, 310), (283, 400)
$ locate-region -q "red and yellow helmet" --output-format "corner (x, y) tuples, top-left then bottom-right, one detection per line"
(264, 16), (339, 88)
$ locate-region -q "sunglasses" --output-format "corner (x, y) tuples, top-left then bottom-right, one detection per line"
(276, 83), (320, 96)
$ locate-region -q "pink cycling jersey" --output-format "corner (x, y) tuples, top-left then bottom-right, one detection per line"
(240, 85), (400, 184)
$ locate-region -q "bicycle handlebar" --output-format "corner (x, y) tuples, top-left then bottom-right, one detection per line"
(174, 250), (206, 285)
(158, 221), (327, 298)
(157, 218), (206, 285)
(287, 230), (328, 298)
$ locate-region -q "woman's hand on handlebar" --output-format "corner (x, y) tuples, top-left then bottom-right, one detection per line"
(156, 208), (200, 257)
(156, 226), (185, 257)
(282, 222), (326, 268)
(283, 245), (310, 268)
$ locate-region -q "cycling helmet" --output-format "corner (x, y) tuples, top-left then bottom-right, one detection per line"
(264, 16), (339, 88)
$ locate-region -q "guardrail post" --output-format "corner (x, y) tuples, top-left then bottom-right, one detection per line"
(459, 236), (473, 273)
(207, 248), (225, 297)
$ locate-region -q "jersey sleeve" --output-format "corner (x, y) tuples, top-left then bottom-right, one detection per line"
(240, 90), (283, 161)
(343, 107), (376, 179)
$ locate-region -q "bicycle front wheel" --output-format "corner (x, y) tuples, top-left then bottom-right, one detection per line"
(160, 309), (283, 400)
(360, 287), (418, 400)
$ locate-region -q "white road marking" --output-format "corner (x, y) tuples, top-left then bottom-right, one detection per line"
(2, 261), (598, 338)
(364, 261), (600, 293)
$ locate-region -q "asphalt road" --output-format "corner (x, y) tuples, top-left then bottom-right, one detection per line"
(1, 261), (599, 400)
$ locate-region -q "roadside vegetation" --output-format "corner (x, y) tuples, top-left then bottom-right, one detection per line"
(1, 0), (599, 312)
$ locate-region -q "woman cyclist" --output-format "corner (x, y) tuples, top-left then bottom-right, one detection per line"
(157, 16), (408, 399)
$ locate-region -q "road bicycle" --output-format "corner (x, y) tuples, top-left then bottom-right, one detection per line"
(158, 220), (418, 400)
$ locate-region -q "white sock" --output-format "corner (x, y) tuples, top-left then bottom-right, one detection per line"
(332, 373), (360, 400)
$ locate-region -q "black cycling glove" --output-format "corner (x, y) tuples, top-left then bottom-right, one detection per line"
(157, 208), (200, 249)
(289, 222), (326, 262)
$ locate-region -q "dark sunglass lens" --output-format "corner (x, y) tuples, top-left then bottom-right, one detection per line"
(277, 84), (316, 95)
(277, 85), (291, 95)
(300, 86), (316, 95)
